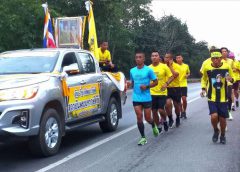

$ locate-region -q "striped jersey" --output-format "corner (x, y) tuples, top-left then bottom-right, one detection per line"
(201, 62), (234, 102)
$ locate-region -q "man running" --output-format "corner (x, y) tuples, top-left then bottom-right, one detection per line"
(164, 52), (182, 128)
(128, 50), (159, 146)
(229, 52), (240, 111)
(220, 47), (234, 120)
(149, 51), (175, 133)
(201, 49), (234, 144)
(176, 54), (190, 119)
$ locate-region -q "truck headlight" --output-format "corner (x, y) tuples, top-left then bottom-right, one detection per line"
(0, 85), (38, 101)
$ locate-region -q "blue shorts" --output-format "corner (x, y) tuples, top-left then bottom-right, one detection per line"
(208, 101), (229, 118)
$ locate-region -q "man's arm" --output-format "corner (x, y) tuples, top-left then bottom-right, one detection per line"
(227, 66), (234, 83)
(127, 71), (133, 89)
(140, 79), (158, 90)
(161, 76), (175, 91)
(168, 61), (179, 78)
(186, 65), (191, 78)
(140, 68), (158, 90)
(200, 67), (208, 97)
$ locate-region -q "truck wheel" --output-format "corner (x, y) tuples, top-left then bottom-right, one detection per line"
(29, 108), (62, 157)
(99, 97), (119, 132)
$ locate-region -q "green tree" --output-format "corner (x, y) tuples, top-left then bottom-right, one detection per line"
(0, 0), (44, 51)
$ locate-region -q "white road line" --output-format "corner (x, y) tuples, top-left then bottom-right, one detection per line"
(36, 96), (201, 172)
(187, 96), (201, 103)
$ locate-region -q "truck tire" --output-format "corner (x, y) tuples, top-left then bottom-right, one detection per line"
(29, 108), (62, 157)
(99, 97), (120, 132)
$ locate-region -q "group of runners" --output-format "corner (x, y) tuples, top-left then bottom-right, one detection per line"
(128, 50), (190, 145)
(99, 41), (238, 145)
(128, 47), (239, 146)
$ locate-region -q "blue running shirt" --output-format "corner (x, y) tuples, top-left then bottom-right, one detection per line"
(130, 65), (157, 102)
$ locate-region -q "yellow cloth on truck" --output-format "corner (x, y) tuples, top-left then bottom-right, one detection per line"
(108, 72), (121, 81)
(62, 78), (69, 97)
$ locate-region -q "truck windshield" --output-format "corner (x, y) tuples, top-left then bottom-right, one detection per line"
(0, 51), (59, 74)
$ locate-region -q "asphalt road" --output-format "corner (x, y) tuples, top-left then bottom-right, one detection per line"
(0, 83), (240, 172)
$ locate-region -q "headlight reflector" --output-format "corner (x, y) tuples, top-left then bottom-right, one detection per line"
(0, 85), (38, 101)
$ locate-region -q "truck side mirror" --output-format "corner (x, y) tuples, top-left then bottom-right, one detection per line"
(63, 63), (80, 75)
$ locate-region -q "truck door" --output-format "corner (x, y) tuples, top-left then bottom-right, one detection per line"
(75, 52), (103, 116)
(61, 52), (87, 121)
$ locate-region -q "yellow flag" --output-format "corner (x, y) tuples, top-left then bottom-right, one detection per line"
(88, 3), (99, 61)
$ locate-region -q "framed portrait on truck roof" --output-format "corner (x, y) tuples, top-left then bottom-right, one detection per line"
(55, 17), (84, 48)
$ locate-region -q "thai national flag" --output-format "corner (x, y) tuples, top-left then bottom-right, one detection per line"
(42, 3), (56, 48)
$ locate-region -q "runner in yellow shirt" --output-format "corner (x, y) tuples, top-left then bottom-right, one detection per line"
(221, 47), (234, 120)
(228, 52), (240, 110)
(201, 49), (234, 144)
(164, 52), (182, 128)
(149, 51), (175, 133)
(176, 54), (190, 119)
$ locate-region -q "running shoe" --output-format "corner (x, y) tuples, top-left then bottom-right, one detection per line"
(182, 112), (187, 119)
(153, 124), (159, 137)
(163, 121), (169, 132)
(228, 111), (233, 121)
(138, 137), (147, 146)
(220, 135), (226, 144)
(231, 105), (236, 111)
(169, 119), (174, 129)
(158, 126), (163, 134)
(176, 117), (180, 127)
(212, 130), (219, 143)
(236, 101), (239, 108)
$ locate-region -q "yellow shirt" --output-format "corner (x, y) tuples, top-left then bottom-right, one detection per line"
(149, 63), (172, 96)
(179, 63), (190, 87)
(200, 58), (211, 74)
(222, 58), (234, 85)
(201, 62), (234, 102)
(98, 48), (111, 62)
(222, 58), (234, 68)
(233, 60), (240, 81)
(168, 62), (181, 88)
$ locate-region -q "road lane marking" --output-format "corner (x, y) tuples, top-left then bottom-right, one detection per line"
(187, 96), (201, 103)
(36, 96), (201, 172)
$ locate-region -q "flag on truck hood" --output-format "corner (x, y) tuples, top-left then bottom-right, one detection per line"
(42, 3), (56, 48)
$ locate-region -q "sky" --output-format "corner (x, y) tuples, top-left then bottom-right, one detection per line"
(150, 0), (240, 59)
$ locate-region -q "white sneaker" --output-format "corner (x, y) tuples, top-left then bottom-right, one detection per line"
(228, 112), (233, 121)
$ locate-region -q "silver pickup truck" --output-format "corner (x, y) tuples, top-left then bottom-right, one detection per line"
(0, 48), (125, 156)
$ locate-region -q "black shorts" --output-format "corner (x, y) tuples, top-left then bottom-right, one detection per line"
(133, 101), (152, 109)
(180, 87), (188, 97)
(227, 85), (232, 99)
(233, 81), (240, 90)
(208, 101), (229, 118)
(167, 87), (181, 103)
(151, 95), (167, 110)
